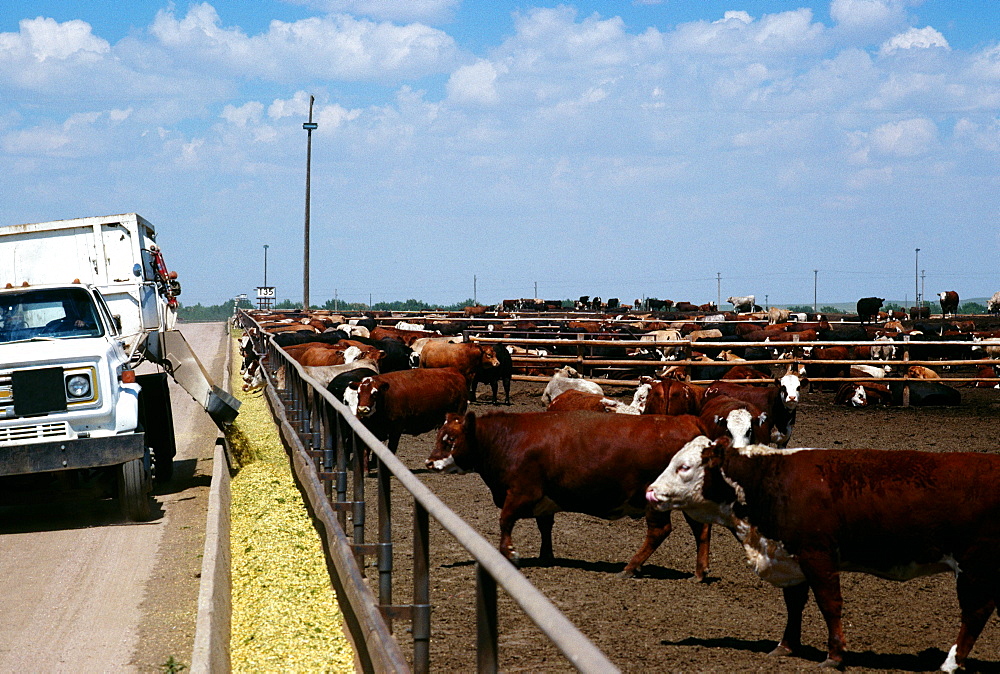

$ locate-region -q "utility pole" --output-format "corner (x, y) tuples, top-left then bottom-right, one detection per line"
(474, 275), (477, 305)
(716, 272), (721, 309)
(302, 94), (317, 310)
(921, 270), (925, 309)
(534, 281), (538, 299)
(263, 244), (269, 287)
(915, 248), (920, 309)
(813, 269), (818, 312)
(765, 294), (768, 310)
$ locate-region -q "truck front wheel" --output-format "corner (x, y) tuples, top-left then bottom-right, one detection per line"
(118, 457), (152, 521)
(137, 372), (177, 484)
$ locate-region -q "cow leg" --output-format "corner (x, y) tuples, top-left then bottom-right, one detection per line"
(497, 492), (538, 565)
(489, 379), (499, 404)
(683, 513), (712, 582)
(771, 582), (809, 657)
(503, 377), (511, 405)
(798, 551), (847, 668)
(943, 572), (998, 673)
(536, 514), (555, 563)
(619, 507), (674, 579)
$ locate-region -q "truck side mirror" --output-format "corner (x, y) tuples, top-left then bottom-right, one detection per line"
(113, 315), (122, 332)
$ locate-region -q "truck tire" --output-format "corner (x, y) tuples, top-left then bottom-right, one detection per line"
(137, 372), (177, 484)
(118, 457), (151, 521)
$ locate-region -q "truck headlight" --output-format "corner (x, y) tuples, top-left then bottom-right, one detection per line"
(66, 374), (92, 399)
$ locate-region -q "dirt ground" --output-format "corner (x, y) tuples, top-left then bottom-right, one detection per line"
(367, 379), (1000, 673)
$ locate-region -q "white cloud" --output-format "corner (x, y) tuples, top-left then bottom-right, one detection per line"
(969, 44), (1000, 80)
(150, 3), (460, 81)
(830, 0), (907, 30)
(0, 17), (109, 62)
(1, 110), (124, 157)
(282, 0), (459, 24)
(669, 8), (825, 57)
(179, 138), (205, 164)
(222, 101), (265, 128)
(267, 91), (361, 129)
(447, 59), (501, 105)
(0, 17), (116, 91)
(718, 12), (752, 25)
(954, 118), (1000, 153)
(510, 7), (634, 67)
(870, 117), (937, 156)
(879, 26), (949, 55)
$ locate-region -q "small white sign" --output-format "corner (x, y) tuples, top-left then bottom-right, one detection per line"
(256, 286), (275, 299)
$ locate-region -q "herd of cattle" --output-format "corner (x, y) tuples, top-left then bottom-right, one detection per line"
(498, 289), (1000, 318)
(237, 307), (999, 672)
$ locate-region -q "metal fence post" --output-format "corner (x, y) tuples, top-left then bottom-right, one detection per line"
(413, 502), (431, 673)
(476, 563), (499, 674)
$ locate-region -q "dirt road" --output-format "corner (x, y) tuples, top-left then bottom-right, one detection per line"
(0, 321), (228, 672)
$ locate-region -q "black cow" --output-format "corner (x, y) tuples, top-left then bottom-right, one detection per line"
(474, 342), (512, 404)
(856, 297), (884, 325)
(888, 380), (961, 406)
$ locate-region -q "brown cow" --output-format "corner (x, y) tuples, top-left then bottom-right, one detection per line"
(371, 325), (436, 345)
(804, 345), (850, 391)
(647, 438), (1000, 672)
(546, 389), (638, 414)
(640, 377), (704, 415)
(938, 290), (960, 317)
(698, 395), (770, 448)
(427, 410), (713, 579)
(834, 382), (893, 407)
(419, 341), (500, 399)
(350, 367), (468, 468)
(287, 341), (382, 367)
(703, 372), (804, 448)
(721, 365), (771, 380)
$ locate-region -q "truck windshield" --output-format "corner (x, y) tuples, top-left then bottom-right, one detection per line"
(0, 287), (104, 343)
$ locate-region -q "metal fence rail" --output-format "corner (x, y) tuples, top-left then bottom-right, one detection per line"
(235, 310), (618, 674)
(465, 334), (1000, 388)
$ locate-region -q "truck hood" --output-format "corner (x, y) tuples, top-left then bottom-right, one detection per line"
(0, 336), (120, 369)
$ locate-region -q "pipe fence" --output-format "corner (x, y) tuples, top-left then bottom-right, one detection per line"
(235, 310), (618, 674)
(465, 334), (1000, 390)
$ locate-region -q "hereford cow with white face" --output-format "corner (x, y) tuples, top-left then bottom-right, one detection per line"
(646, 437), (1000, 672)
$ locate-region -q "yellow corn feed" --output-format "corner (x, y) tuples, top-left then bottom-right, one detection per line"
(228, 332), (355, 672)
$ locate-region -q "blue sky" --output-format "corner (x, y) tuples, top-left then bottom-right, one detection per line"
(2, 1), (998, 309)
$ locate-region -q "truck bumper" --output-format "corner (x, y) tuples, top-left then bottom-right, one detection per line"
(0, 433), (145, 477)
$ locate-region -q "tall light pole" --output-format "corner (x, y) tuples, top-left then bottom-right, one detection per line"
(813, 269), (818, 313)
(914, 248), (920, 309)
(303, 95), (317, 310)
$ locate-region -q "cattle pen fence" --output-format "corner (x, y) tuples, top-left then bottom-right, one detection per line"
(463, 333), (1000, 396)
(233, 310), (618, 673)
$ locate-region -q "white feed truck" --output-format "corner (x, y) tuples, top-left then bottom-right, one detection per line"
(0, 213), (239, 520)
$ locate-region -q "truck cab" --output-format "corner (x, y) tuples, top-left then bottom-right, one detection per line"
(0, 282), (152, 519)
(0, 213), (237, 521)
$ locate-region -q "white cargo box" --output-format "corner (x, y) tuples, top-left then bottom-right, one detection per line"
(0, 213), (176, 349)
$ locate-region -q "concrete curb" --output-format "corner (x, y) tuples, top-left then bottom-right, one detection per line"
(191, 322), (234, 673)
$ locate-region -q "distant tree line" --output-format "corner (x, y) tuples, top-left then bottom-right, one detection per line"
(177, 298), (254, 322)
(178, 296), (481, 321)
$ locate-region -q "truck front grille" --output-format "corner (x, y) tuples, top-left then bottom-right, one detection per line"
(0, 421), (71, 443)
